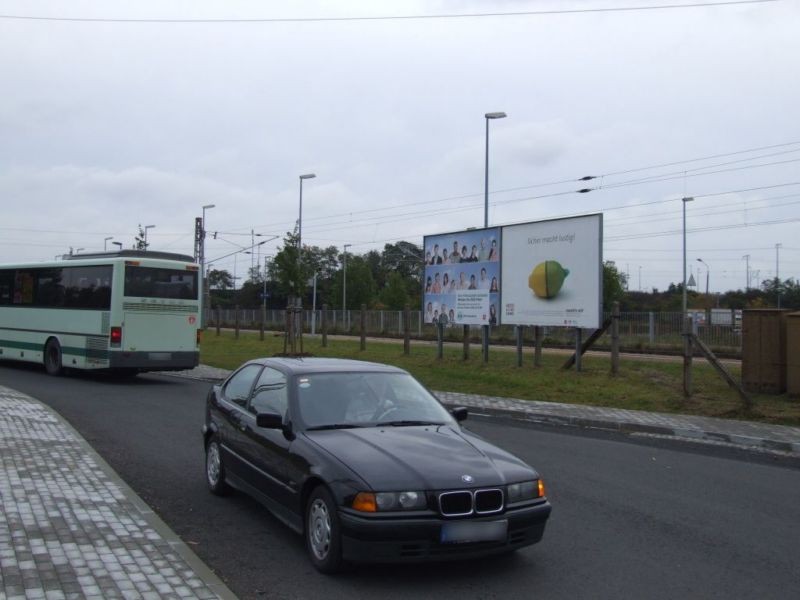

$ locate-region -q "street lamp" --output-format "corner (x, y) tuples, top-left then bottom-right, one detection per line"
(343, 243), (352, 314)
(104, 237), (113, 251)
(144, 225), (155, 250)
(776, 242), (783, 308)
(696, 258), (710, 295)
(681, 197), (693, 315)
(484, 112), (507, 228)
(298, 173), (316, 255)
(200, 204), (215, 328)
(742, 254), (750, 290)
(112, 241), (123, 250)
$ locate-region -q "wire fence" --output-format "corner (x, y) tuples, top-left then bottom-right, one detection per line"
(207, 308), (743, 356)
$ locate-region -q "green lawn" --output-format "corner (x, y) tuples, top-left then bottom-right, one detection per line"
(200, 330), (800, 426)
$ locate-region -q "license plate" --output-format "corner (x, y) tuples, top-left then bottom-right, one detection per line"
(148, 352), (172, 361)
(440, 520), (508, 544)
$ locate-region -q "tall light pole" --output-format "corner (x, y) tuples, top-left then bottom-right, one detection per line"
(298, 173), (316, 255)
(776, 242), (783, 308)
(681, 197), (694, 315)
(200, 204), (215, 328)
(104, 237), (113, 251)
(342, 243), (351, 314)
(638, 266), (642, 291)
(742, 254), (750, 290)
(144, 225), (155, 250)
(484, 112), (507, 228)
(697, 258), (710, 295)
(112, 241), (123, 250)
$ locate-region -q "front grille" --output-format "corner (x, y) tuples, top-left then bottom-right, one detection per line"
(475, 489), (504, 514)
(438, 488), (505, 517)
(439, 491), (473, 516)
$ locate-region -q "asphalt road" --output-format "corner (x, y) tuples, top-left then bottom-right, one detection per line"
(1, 362), (797, 600)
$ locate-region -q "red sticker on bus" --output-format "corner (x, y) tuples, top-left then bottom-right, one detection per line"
(188, 316), (196, 325)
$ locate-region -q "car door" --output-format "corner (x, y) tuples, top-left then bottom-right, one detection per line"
(217, 364), (263, 481)
(240, 366), (295, 509)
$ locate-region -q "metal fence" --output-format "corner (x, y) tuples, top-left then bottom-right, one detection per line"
(206, 308), (743, 355)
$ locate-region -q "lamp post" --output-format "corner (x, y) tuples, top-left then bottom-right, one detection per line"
(144, 225), (155, 250)
(681, 197), (694, 315)
(696, 258), (710, 295)
(200, 204), (215, 328)
(297, 173), (316, 255)
(742, 254), (750, 290)
(104, 237), (113, 251)
(343, 243), (351, 328)
(112, 241), (122, 250)
(484, 112), (507, 228)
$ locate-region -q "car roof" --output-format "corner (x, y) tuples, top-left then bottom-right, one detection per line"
(246, 357), (409, 376)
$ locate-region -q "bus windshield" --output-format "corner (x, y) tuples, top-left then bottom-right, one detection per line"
(124, 266), (198, 300)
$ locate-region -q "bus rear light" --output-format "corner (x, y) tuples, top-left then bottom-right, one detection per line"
(110, 327), (122, 347)
(185, 265), (199, 271)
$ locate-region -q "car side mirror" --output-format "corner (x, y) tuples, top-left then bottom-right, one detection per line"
(256, 412), (283, 429)
(451, 406), (468, 422)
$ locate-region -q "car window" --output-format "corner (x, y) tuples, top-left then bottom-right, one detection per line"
(297, 372), (454, 427)
(248, 367), (288, 416)
(223, 364), (262, 407)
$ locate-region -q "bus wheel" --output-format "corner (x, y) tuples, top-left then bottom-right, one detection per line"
(44, 339), (63, 376)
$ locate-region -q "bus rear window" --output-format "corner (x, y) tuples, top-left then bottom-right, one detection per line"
(124, 266), (198, 300)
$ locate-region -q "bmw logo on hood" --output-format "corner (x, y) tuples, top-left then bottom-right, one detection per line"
(461, 474), (474, 483)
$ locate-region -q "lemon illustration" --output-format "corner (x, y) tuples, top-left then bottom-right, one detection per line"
(528, 261), (569, 299)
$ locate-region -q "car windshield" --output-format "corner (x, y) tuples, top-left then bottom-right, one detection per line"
(296, 372), (455, 430)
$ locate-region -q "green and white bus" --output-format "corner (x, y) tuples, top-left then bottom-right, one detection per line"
(0, 250), (201, 376)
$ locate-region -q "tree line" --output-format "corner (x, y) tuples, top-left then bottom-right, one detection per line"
(207, 233), (799, 312)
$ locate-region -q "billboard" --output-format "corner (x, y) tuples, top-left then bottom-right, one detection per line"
(422, 227), (501, 326)
(500, 214), (602, 328)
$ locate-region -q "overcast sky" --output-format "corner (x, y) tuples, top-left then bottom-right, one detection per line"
(2, 0), (799, 293)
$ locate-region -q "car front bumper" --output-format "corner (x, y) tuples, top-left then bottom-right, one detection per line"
(339, 500), (551, 563)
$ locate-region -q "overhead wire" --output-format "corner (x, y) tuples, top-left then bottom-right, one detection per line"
(0, 1), (778, 23)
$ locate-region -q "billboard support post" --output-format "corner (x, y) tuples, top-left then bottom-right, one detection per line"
(534, 326), (542, 367)
(482, 327), (489, 363)
(403, 304), (410, 355)
(611, 302), (620, 375)
(574, 328), (582, 372)
(437, 323), (444, 359)
(515, 326), (523, 367)
(462, 325), (470, 360)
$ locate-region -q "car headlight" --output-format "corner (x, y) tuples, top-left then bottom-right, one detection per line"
(507, 480), (543, 504)
(351, 491), (427, 512)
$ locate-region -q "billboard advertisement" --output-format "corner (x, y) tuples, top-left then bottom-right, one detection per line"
(422, 227), (501, 326)
(500, 214), (602, 328)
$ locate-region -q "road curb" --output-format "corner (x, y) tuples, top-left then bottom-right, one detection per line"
(436, 401), (800, 458)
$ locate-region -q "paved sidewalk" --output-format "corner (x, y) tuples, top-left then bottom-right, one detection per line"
(0, 385), (236, 600)
(176, 364), (800, 457)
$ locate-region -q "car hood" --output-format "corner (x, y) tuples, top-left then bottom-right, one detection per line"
(304, 425), (537, 491)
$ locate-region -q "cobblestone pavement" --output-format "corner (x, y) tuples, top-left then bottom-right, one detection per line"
(174, 364), (800, 456)
(0, 385), (236, 600)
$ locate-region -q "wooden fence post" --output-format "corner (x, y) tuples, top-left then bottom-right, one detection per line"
(403, 304), (410, 355)
(360, 304), (366, 351)
(322, 304), (328, 348)
(611, 301), (620, 375)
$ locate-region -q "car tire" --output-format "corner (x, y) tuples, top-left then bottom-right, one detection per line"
(205, 436), (230, 496)
(306, 486), (344, 574)
(44, 339), (63, 376)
